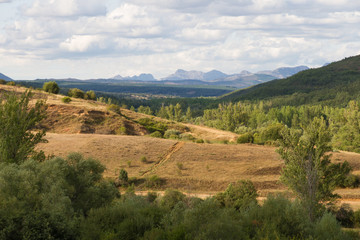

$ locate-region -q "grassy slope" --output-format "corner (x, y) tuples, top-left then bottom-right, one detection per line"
(2, 84), (360, 208)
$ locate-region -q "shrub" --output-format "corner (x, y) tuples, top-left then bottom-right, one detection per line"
(354, 209), (360, 227)
(6, 81), (15, 86)
(259, 123), (284, 144)
(107, 104), (121, 114)
(141, 156), (148, 163)
(0, 79), (6, 84)
(146, 192), (158, 203)
(176, 162), (184, 170)
(85, 90), (96, 100)
(249, 195), (312, 239)
(215, 180), (258, 211)
(119, 169), (128, 182)
(343, 174), (360, 188)
(314, 212), (348, 240)
(61, 96), (72, 103)
(334, 204), (354, 228)
(68, 88), (85, 98)
(160, 189), (186, 209)
(43, 81), (59, 94)
(195, 139), (204, 143)
(179, 133), (195, 141)
(237, 132), (254, 143)
(164, 129), (181, 139)
(138, 118), (167, 134)
(145, 175), (163, 188)
(150, 131), (163, 138)
(116, 125), (128, 135)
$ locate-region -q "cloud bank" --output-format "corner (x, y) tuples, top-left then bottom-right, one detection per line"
(0, 0), (359, 79)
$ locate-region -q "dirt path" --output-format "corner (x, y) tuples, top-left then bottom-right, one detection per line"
(140, 141), (185, 176)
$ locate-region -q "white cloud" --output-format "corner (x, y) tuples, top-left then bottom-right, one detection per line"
(1, 0), (360, 79)
(0, 0), (11, 3)
(25, 0), (106, 17)
(59, 35), (108, 52)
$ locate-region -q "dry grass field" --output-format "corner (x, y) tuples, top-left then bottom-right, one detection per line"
(3, 84), (360, 209)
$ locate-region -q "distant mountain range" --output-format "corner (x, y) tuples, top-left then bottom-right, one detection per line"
(4, 65), (309, 90)
(160, 66), (308, 81)
(0, 73), (13, 81)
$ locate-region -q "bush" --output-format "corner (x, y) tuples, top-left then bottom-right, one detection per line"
(334, 204), (354, 228)
(6, 81), (15, 86)
(0, 79), (6, 84)
(107, 104), (121, 114)
(160, 189), (186, 210)
(254, 195), (312, 238)
(354, 209), (360, 227)
(138, 118), (168, 134)
(145, 175), (163, 188)
(237, 132), (254, 143)
(215, 180), (258, 211)
(195, 139), (204, 143)
(141, 156), (148, 163)
(150, 131), (163, 138)
(68, 88), (85, 98)
(85, 90), (96, 100)
(163, 129), (181, 139)
(43, 81), (59, 94)
(118, 169), (128, 183)
(61, 96), (72, 103)
(79, 197), (164, 240)
(314, 212), (349, 240)
(179, 133), (195, 141)
(343, 174), (360, 188)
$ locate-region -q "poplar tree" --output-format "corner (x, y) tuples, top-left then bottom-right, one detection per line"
(278, 117), (350, 221)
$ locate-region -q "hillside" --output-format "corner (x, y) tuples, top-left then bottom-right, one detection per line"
(0, 84), (237, 142)
(2, 83), (360, 210)
(0, 73), (13, 81)
(221, 55), (360, 104)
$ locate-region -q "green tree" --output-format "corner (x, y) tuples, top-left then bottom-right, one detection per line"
(278, 117), (350, 221)
(43, 81), (60, 94)
(0, 91), (47, 164)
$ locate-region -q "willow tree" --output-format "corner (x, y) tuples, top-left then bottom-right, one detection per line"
(277, 117), (350, 221)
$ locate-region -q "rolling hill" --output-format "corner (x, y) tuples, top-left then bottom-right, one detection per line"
(221, 55), (360, 105)
(2, 83), (360, 208)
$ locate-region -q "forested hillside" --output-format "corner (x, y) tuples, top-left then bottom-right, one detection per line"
(221, 55), (360, 106)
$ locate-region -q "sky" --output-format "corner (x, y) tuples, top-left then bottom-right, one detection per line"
(0, 0), (359, 80)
